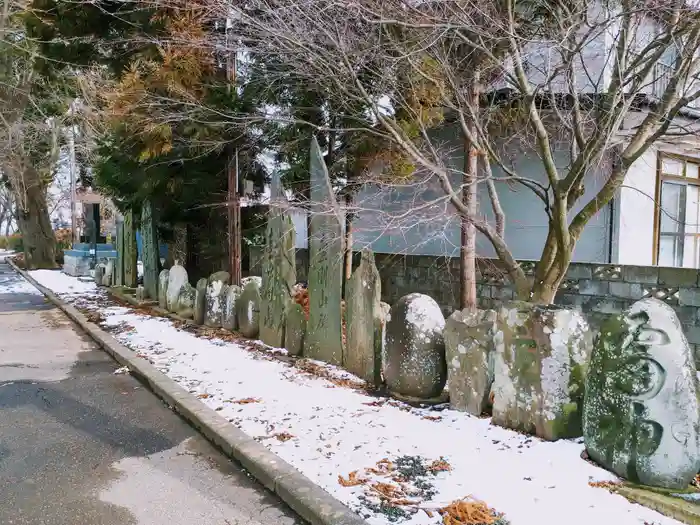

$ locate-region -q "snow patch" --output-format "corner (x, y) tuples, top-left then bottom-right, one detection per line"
(29, 271), (685, 525)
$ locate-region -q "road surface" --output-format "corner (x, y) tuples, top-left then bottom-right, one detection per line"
(0, 260), (304, 525)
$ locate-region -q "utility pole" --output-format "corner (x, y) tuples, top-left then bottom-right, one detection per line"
(226, 17), (242, 286)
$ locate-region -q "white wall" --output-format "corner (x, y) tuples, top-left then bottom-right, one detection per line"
(348, 124), (613, 263)
(616, 149), (658, 265)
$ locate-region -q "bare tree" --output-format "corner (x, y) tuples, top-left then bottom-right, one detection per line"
(216, 0), (700, 305)
(0, 0), (64, 267)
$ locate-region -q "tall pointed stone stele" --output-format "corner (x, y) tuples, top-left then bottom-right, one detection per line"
(304, 136), (344, 365)
(123, 210), (138, 288)
(260, 177), (296, 348)
(141, 200), (159, 299)
(114, 218), (124, 287)
(346, 248), (382, 387)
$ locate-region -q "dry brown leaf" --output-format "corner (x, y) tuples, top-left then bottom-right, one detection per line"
(232, 397), (261, 405)
(439, 498), (498, 525)
(423, 509), (435, 518)
(274, 432), (294, 442)
(366, 458), (394, 476)
(422, 415), (442, 422)
(588, 480), (621, 490)
(370, 482), (404, 500)
(338, 471), (368, 487)
(428, 459), (452, 473)
(197, 393), (211, 399)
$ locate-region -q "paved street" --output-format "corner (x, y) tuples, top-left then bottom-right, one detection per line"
(0, 261), (303, 525)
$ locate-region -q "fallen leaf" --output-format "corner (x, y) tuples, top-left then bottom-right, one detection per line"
(274, 432), (294, 442)
(422, 415), (442, 422)
(428, 458), (452, 473)
(588, 480), (621, 490)
(338, 470), (368, 487)
(231, 397), (261, 405)
(197, 393), (211, 399)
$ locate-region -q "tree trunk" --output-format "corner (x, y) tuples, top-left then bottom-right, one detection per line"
(15, 168), (57, 269)
(460, 77), (479, 312)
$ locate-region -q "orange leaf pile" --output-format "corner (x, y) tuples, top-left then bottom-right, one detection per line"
(439, 498), (498, 525)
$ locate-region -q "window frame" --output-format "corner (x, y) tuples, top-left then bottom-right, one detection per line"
(653, 152), (700, 267)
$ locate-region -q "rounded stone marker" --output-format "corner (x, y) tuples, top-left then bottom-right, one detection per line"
(236, 276), (262, 338)
(166, 265), (189, 312)
(583, 298), (700, 489)
(383, 293), (447, 400)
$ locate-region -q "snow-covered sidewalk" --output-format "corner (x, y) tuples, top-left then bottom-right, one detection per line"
(25, 268), (684, 525)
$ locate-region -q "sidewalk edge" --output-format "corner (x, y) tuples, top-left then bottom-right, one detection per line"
(8, 261), (366, 525)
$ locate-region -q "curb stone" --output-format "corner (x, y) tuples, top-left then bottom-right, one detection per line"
(7, 261), (367, 525)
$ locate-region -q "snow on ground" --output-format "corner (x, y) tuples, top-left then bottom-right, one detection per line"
(30, 269), (99, 297)
(26, 269), (683, 525)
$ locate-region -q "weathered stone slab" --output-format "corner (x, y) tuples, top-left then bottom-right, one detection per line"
(346, 249), (382, 387)
(194, 278), (207, 325)
(236, 277), (262, 338)
(384, 293), (447, 400)
(158, 269), (170, 309)
(222, 285), (241, 331)
(141, 199), (160, 300)
(177, 283), (196, 319)
(444, 308), (497, 416)
(492, 302), (592, 441)
(103, 259), (114, 287)
(304, 137), (344, 365)
(583, 298), (700, 489)
(166, 265), (189, 312)
(204, 271), (230, 328)
(260, 177), (296, 348)
(285, 302), (306, 356)
(123, 210), (138, 288)
(114, 221), (124, 287)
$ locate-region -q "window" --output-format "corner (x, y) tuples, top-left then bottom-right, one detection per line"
(656, 155), (700, 268)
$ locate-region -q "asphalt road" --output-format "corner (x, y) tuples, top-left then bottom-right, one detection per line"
(0, 261), (304, 525)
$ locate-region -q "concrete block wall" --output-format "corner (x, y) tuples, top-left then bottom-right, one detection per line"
(249, 247), (700, 355)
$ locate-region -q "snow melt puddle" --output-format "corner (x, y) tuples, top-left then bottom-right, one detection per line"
(28, 270), (683, 525)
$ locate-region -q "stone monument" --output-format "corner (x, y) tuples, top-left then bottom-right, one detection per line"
(304, 137), (344, 365)
(346, 249), (383, 387)
(492, 302), (592, 441)
(260, 177), (296, 347)
(444, 308), (497, 416)
(384, 293), (447, 401)
(583, 298), (700, 489)
(141, 200), (160, 300)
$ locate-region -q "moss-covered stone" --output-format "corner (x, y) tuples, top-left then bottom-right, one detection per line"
(236, 276), (262, 339)
(444, 308), (497, 416)
(284, 302), (306, 356)
(491, 302), (592, 441)
(583, 298), (700, 489)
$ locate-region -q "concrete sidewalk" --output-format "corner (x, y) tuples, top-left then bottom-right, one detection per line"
(0, 261), (303, 525)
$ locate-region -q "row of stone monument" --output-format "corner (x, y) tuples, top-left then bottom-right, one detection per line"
(101, 137), (700, 493)
(256, 138), (700, 491)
